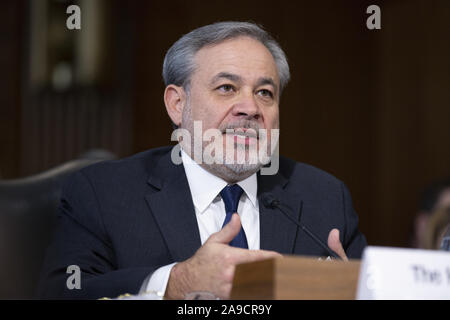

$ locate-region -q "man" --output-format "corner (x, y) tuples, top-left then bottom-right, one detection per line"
(410, 178), (450, 248)
(38, 22), (367, 300)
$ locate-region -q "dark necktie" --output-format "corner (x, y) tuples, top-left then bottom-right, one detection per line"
(220, 184), (248, 249)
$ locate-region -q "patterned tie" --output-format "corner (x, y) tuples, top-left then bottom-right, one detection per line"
(220, 184), (248, 249)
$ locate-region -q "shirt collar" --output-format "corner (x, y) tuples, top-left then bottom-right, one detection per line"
(181, 149), (258, 213)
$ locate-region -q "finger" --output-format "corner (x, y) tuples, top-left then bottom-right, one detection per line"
(327, 228), (348, 261)
(207, 213), (242, 244)
(228, 247), (283, 265)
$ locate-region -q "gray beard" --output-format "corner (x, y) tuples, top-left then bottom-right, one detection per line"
(200, 161), (262, 184)
(189, 138), (263, 183)
(180, 95), (267, 183)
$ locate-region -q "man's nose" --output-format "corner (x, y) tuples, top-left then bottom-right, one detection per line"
(231, 93), (261, 121)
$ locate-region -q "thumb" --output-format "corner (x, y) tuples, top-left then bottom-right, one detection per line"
(207, 213), (241, 244)
(327, 228), (348, 261)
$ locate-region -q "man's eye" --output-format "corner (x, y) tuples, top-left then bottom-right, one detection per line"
(258, 89), (273, 98)
(217, 84), (235, 93)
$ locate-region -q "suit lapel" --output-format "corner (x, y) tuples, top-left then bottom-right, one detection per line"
(258, 171), (303, 254)
(144, 150), (201, 262)
(144, 148), (302, 259)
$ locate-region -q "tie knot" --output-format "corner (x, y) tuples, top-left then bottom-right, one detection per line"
(220, 184), (244, 214)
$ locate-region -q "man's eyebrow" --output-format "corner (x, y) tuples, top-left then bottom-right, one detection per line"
(256, 77), (277, 89)
(256, 77), (279, 96)
(210, 72), (242, 84)
(210, 73), (278, 93)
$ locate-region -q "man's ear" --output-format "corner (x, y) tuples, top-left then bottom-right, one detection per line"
(164, 85), (187, 127)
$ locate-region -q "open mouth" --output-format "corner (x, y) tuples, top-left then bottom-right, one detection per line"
(223, 128), (258, 146)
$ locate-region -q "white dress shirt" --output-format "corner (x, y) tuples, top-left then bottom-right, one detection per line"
(140, 150), (260, 298)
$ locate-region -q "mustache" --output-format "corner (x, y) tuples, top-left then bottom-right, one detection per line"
(220, 121), (261, 138)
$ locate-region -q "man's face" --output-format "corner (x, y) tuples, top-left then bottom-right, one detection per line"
(180, 36), (280, 181)
(436, 189), (450, 210)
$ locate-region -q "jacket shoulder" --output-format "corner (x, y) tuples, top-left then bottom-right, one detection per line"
(78, 146), (173, 180)
(279, 156), (343, 189)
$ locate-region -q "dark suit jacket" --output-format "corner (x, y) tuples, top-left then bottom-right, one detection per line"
(37, 146), (367, 299)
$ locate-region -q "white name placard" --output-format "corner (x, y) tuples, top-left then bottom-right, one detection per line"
(356, 246), (450, 300)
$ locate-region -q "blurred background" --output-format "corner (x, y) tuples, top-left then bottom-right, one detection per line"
(1, 0), (450, 297)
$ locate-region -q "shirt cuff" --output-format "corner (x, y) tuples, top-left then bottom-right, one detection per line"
(139, 262), (177, 299)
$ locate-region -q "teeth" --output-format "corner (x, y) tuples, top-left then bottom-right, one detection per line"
(228, 133), (256, 138)
(225, 129), (257, 138)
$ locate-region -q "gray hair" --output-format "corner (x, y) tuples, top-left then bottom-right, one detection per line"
(162, 21), (290, 93)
